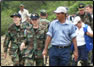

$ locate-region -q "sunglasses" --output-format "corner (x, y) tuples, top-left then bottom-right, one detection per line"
(32, 19), (37, 20)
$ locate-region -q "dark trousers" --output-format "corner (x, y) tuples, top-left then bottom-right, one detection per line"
(49, 46), (71, 66)
(72, 45), (88, 66)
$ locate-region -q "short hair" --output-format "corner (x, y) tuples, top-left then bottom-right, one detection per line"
(85, 4), (93, 9)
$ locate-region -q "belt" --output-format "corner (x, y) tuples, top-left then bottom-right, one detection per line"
(52, 45), (71, 48)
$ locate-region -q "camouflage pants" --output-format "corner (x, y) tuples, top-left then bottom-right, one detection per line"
(35, 49), (44, 66)
(88, 50), (93, 64)
(24, 49), (44, 66)
(9, 48), (24, 66)
(22, 48), (34, 66)
(24, 58), (34, 66)
(24, 58), (43, 66)
(35, 58), (44, 66)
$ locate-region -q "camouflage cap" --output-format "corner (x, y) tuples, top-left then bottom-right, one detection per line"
(20, 4), (24, 7)
(78, 3), (85, 10)
(40, 9), (47, 14)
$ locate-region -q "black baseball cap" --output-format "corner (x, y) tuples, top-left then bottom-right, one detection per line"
(10, 13), (21, 18)
(30, 13), (39, 20)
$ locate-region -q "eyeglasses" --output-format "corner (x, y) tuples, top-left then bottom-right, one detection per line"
(56, 12), (65, 15)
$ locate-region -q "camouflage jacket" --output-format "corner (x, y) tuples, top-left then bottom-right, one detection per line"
(76, 12), (93, 29)
(3, 23), (27, 53)
(40, 18), (50, 28)
(21, 19), (49, 50)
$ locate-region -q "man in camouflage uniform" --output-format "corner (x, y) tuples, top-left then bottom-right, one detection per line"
(76, 3), (93, 30)
(76, 3), (93, 66)
(40, 9), (50, 66)
(40, 9), (50, 25)
(3, 13), (27, 66)
(40, 9), (51, 48)
(20, 13), (49, 66)
(85, 4), (93, 66)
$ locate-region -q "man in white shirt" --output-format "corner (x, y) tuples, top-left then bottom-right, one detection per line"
(72, 16), (93, 66)
(18, 4), (31, 23)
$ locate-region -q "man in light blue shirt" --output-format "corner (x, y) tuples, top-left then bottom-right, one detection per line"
(42, 6), (78, 66)
(46, 19), (76, 46)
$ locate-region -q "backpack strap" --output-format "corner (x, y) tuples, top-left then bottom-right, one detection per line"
(83, 24), (88, 34)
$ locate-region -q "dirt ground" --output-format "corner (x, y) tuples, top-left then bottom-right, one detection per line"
(1, 35), (13, 66)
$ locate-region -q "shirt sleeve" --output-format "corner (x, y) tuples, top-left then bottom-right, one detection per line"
(18, 11), (20, 13)
(46, 22), (53, 37)
(26, 10), (31, 17)
(87, 26), (93, 34)
(70, 24), (76, 39)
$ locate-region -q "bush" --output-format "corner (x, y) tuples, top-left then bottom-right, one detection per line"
(1, 10), (14, 35)
(68, 1), (93, 14)
(1, 1), (93, 35)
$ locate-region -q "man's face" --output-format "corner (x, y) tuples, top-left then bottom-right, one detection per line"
(85, 7), (93, 13)
(79, 9), (85, 15)
(20, 6), (24, 10)
(13, 16), (21, 24)
(76, 21), (82, 28)
(56, 13), (65, 20)
(31, 19), (39, 25)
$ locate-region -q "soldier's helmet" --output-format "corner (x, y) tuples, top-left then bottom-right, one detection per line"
(30, 13), (39, 20)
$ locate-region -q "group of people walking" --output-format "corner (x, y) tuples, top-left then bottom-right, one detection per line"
(3, 3), (93, 66)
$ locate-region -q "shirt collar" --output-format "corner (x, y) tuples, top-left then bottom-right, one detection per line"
(57, 19), (69, 25)
(20, 9), (25, 12)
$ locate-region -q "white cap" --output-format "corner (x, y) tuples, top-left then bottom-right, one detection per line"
(54, 6), (67, 13)
(73, 16), (81, 25)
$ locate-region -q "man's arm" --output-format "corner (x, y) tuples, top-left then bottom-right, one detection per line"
(42, 21), (53, 56)
(86, 32), (93, 37)
(3, 32), (11, 58)
(72, 37), (78, 61)
(86, 26), (93, 38)
(26, 10), (31, 22)
(42, 35), (52, 56)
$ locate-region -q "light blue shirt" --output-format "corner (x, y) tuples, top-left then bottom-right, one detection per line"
(47, 19), (76, 46)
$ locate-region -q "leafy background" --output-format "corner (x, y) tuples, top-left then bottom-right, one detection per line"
(1, 1), (93, 35)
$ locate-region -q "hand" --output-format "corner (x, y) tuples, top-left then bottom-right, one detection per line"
(20, 42), (26, 51)
(86, 32), (90, 36)
(4, 53), (7, 59)
(86, 32), (93, 37)
(74, 50), (78, 62)
(42, 49), (48, 57)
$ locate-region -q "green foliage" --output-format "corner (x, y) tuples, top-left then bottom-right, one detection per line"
(1, 1), (93, 35)
(1, 10), (14, 35)
(68, 1), (93, 14)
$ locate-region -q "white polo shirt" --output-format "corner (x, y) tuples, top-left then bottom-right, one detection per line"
(76, 23), (93, 46)
(18, 9), (31, 23)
